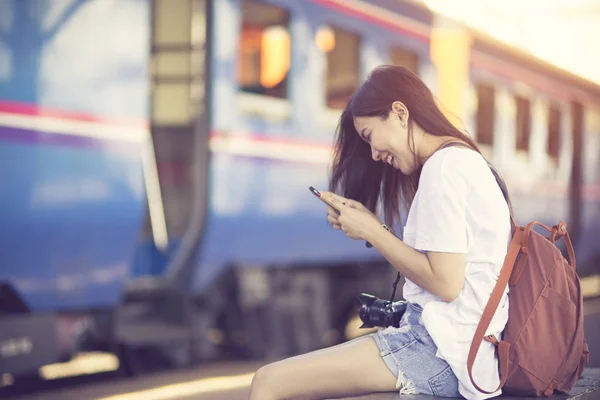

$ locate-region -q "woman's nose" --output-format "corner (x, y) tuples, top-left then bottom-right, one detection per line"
(371, 148), (380, 161)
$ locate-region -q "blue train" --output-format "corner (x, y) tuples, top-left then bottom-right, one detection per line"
(1, 0), (599, 378)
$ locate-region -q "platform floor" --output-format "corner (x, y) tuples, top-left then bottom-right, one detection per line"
(335, 368), (600, 399)
(4, 367), (599, 400)
(3, 298), (599, 400)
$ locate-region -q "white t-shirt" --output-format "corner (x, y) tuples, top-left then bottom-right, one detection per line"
(402, 147), (511, 400)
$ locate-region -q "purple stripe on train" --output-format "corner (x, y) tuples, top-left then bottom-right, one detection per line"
(0, 125), (144, 156)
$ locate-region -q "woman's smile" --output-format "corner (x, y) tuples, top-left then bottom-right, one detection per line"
(386, 154), (394, 167)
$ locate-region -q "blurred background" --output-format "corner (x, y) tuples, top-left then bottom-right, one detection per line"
(0, 0), (599, 399)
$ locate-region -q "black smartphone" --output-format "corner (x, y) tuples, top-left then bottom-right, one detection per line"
(309, 186), (340, 215)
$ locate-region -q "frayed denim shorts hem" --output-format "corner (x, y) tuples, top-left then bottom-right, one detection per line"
(368, 302), (462, 398)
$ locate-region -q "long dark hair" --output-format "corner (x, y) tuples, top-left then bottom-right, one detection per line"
(329, 65), (482, 231)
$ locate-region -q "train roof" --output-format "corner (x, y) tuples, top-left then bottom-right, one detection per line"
(372, 0), (434, 25)
(470, 29), (600, 102)
(375, 1), (600, 103)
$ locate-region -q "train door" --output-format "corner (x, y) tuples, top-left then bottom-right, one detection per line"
(139, 0), (212, 280)
(114, 0), (212, 373)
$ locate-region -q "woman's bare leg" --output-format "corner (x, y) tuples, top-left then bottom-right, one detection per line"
(248, 335), (397, 400)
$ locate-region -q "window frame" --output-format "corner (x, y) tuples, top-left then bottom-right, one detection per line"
(323, 24), (362, 112)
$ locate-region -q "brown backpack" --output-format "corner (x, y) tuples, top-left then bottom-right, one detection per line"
(467, 218), (589, 396)
(436, 142), (589, 396)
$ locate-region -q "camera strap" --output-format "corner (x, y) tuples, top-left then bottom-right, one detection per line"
(380, 223), (403, 303)
(389, 272), (401, 303)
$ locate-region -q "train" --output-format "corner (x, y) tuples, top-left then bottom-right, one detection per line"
(1, 0), (599, 379)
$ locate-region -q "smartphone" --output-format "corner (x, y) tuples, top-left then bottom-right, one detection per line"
(309, 186), (340, 215)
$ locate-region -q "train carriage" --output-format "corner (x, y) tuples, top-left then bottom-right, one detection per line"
(1, 0), (599, 379)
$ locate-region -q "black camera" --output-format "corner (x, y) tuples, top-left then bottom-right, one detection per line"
(358, 293), (408, 328)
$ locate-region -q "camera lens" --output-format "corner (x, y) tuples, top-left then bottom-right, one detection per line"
(358, 293), (376, 327)
(358, 293), (390, 328)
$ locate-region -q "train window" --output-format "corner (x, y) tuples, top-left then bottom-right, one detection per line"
(515, 96), (531, 152)
(152, 0), (193, 125)
(325, 26), (360, 109)
(238, 0), (290, 99)
(390, 47), (419, 75)
(548, 104), (561, 160)
(476, 83), (495, 145)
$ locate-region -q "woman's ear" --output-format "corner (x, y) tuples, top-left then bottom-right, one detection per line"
(391, 101), (409, 125)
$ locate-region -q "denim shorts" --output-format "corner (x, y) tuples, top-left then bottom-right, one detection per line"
(368, 302), (461, 397)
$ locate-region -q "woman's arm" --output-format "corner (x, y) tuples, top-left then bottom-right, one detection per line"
(323, 192), (466, 303)
(365, 224), (465, 303)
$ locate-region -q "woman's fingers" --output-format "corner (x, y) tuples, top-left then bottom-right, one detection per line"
(326, 206), (339, 218)
(326, 192), (348, 204)
(327, 215), (341, 230)
(343, 198), (367, 211)
(320, 193), (347, 211)
(326, 211), (342, 230)
(321, 191), (366, 211)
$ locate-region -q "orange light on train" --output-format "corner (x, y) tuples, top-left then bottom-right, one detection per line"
(316, 25), (335, 53)
(260, 25), (290, 88)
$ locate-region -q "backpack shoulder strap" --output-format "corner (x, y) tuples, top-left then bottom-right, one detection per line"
(466, 228), (523, 393)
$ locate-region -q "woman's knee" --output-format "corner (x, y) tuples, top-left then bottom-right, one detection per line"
(250, 364), (271, 389)
(249, 364), (280, 400)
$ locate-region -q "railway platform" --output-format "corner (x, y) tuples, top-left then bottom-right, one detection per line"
(337, 368), (600, 399)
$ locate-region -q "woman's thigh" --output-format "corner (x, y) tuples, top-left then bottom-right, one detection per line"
(250, 334), (397, 400)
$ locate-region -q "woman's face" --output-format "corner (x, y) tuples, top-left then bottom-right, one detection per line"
(353, 103), (417, 175)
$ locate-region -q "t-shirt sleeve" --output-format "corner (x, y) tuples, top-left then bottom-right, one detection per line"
(411, 152), (470, 253)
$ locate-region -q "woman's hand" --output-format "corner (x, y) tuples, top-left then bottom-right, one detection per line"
(321, 192), (382, 241)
